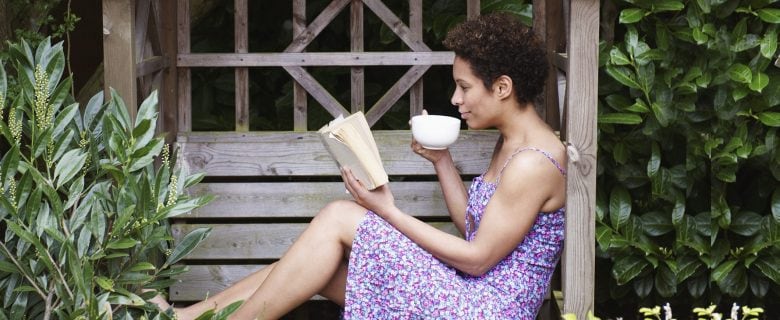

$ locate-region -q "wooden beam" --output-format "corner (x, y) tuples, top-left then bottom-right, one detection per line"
(351, 0), (365, 113)
(177, 130), (497, 177)
(563, 0), (599, 317)
(177, 52), (455, 67)
(103, 0), (137, 119)
(136, 55), (166, 77)
(283, 66), (349, 118)
(235, 0), (249, 132)
(177, 0), (191, 132)
(409, 0), (424, 118)
(467, 0), (480, 20)
(134, 0), (151, 61)
(285, 0), (350, 53)
(362, 0), (430, 52)
(159, 0), (178, 142)
(186, 181), (460, 218)
(365, 65), (430, 126)
(293, 0), (307, 131)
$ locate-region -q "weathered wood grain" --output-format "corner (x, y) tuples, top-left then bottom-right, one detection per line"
(563, 0), (599, 317)
(177, 52), (455, 67)
(103, 0), (137, 118)
(172, 222), (460, 260)
(178, 130), (497, 177)
(186, 181), (472, 218)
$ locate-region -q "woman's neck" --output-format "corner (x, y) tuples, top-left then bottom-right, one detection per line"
(495, 102), (547, 148)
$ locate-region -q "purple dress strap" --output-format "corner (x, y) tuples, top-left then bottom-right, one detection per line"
(494, 146), (567, 185)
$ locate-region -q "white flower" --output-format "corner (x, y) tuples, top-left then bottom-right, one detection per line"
(663, 303), (673, 320)
(730, 303), (739, 320)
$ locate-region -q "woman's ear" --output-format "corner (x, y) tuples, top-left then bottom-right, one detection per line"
(493, 75), (513, 100)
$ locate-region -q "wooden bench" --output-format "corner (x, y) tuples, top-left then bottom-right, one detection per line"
(170, 130), (498, 304)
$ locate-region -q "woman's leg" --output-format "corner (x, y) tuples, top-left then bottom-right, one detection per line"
(174, 263), (277, 318)
(226, 200), (366, 320)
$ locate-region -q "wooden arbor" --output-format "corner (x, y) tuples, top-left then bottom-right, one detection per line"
(102, 0), (598, 317)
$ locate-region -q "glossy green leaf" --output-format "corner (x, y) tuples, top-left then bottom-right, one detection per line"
(165, 227), (212, 267)
(727, 63), (751, 84)
(606, 65), (642, 89)
(54, 149), (88, 189)
(647, 142), (660, 177)
(730, 211), (762, 236)
(754, 256), (780, 282)
(750, 72), (769, 93)
(757, 8), (780, 23)
(712, 260), (738, 282)
(612, 255), (650, 285)
(619, 8), (647, 24)
(609, 47), (632, 66)
(609, 186), (632, 230)
(105, 238), (139, 250)
(653, 0), (684, 12)
(641, 211), (673, 236)
(757, 112), (780, 127)
(772, 188), (780, 222)
(760, 28), (778, 59)
(654, 263), (677, 297)
(599, 113), (643, 125)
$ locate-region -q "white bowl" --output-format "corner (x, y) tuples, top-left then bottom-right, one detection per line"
(411, 115), (461, 150)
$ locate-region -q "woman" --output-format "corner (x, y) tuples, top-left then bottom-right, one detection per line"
(152, 12), (566, 319)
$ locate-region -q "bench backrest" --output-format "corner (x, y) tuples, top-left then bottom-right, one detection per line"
(170, 130), (497, 301)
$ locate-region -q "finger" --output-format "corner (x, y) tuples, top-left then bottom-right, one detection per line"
(340, 167), (356, 194)
(422, 109), (428, 116)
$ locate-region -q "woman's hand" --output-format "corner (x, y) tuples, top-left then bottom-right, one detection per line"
(341, 167), (396, 218)
(411, 139), (451, 164)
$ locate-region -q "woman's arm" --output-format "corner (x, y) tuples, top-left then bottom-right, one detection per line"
(430, 151), (469, 235)
(342, 152), (564, 276)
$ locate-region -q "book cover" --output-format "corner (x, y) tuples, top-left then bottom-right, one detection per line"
(318, 111), (389, 190)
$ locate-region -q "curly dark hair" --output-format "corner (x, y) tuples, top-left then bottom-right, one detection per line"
(443, 13), (548, 104)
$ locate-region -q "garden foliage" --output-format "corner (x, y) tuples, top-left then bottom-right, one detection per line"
(596, 0), (780, 313)
(0, 38), (213, 319)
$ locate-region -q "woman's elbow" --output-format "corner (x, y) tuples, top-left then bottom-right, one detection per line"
(461, 260), (494, 277)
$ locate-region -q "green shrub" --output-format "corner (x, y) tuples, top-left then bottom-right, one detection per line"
(0, 38), (213, 319)
(596, 0), (780, 314)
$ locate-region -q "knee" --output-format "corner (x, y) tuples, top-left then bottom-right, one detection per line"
(313, 200), (366, 226)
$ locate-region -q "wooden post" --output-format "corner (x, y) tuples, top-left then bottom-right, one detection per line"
(563, 0), (599, 317)
(160, 0), (179, 141)
(409, 0), (423, 119)
(293, 0), (307, 131)
(235, 0), (249, 132)
(351, 0), (364, 114)
(533, 0), (565, 131)
(177, 0), (192, 132)
(466, 0), (479, 20)
(103, 0), (137, 119)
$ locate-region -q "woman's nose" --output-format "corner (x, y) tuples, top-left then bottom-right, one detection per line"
(450, 90), (461, 106)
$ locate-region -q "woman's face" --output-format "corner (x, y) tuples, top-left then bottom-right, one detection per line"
(450, 56), (498, 130)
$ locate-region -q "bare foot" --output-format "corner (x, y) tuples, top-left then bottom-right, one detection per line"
(142, 289), (177, 315)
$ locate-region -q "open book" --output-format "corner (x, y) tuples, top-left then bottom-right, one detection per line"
(318, 111), (389, 190)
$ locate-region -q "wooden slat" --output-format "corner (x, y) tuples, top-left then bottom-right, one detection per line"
(293, 0), (307, 131)
(177, 52), (455, 67)
(362, 0), (429, 52)
(562, 0), (599, 317)
(171, 265), (269, 301)
(283, 66), (349, 118)
(178, 130), (497, 177)
(159, 0), (178, 142)
(103, 0), (137, 119)
(350, 0), (365, 113)
(235, 0), (249, 132)
(285, 0), (351, 53)
(409, 0), (423, 118)
(172, 222), (461, 260)
(186, 181), (468, 218)
(365, 65), (430, 126)
(136, 55), (165, 77)
(554, 53), (568, 72)
(134, 0), (151, 60)
(467, 0), (480, 20)
(176, 0), (191, 132)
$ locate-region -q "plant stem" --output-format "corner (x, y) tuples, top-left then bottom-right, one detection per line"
(44, 247), (75, 300)
(0, 241), (47, 300)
